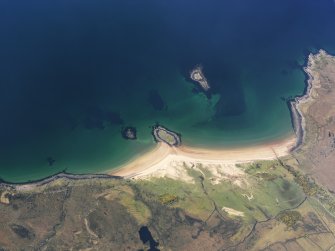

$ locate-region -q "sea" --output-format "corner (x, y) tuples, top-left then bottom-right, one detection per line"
(1, 0), (335, 182)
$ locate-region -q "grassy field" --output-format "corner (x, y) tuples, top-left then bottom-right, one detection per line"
(1, 157), (335, 250)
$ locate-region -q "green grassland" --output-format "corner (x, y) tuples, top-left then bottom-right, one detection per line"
(1, 158), (335, 250)
(133, 158), (335, 249)
(137, 160), (305, 223)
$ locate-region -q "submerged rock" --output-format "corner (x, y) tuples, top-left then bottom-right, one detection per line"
(107, 111), (124, 125)
(46, 157), (55, 166)
(148, 90), (167, 111)
(121, 127), (137, 140)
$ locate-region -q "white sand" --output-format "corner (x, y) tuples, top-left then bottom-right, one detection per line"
(110, 135), (296, 181)
(222, 207), (245, 217)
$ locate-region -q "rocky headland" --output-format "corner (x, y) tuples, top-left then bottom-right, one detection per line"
(289, 50), (335, 191)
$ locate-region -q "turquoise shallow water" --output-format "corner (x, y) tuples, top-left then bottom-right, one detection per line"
(1, 0), (335, 182)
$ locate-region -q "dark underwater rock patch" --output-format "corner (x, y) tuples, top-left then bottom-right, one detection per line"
(148, 90), (167, 111)
(122, 126), (137, 140)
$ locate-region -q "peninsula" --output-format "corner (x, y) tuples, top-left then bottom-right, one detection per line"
(190, 66), (210, 91)
(290, 50), (335, 191)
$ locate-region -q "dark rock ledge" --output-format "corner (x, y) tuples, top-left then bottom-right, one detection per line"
(152, 124), (181, 147)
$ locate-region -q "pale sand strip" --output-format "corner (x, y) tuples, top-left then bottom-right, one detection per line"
(110, 135), (296, 179)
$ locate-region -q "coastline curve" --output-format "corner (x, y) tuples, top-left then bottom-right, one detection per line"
(2, 50), (332, 186)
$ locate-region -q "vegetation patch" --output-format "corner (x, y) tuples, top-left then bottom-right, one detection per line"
(159, 193), (178, 205)
(243, 160), (281, 175)
(136, 177), (213, 220)
(119, 196), (151, 225)
(294, 174), (318, 196)
(254, 172), (278, 181)
(276, 210), (302, 228)
(281, 163), (335, 216)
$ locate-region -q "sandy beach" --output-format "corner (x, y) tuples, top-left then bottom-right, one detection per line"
(110, 135), (297, 179)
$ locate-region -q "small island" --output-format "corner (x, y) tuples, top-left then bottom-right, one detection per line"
(121, 126), (137, 140)
(190, 66), (210, 91)
(152, 125), (181, 146)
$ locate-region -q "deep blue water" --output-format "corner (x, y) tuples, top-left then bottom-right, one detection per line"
(1, 0), (335, 182)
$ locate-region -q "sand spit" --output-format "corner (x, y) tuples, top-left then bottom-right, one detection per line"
(111, 136), (296, 182)
(0, 133), (297, 189)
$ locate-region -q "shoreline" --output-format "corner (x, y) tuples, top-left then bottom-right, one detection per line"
(110, 135), (297, 179)
(287, 50), (316, 151)
(287, 49), (335, 151)
(112, 49), (325, 179)
(0, 50), (325, 188)
(0, 132), (297, 189)
(0, 172), (121, 190)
